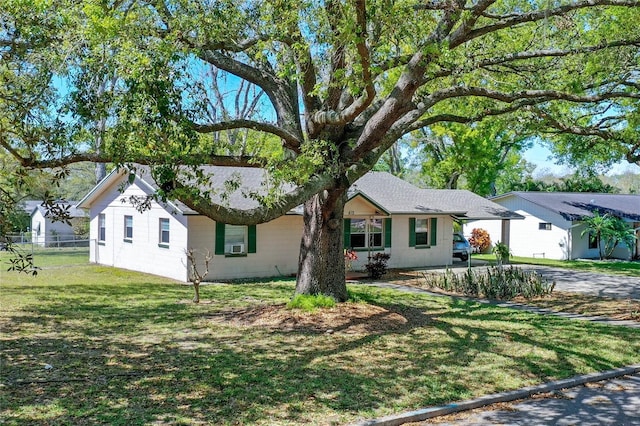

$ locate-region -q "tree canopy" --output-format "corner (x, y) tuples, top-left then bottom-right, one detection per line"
(2, 0), (640, 299)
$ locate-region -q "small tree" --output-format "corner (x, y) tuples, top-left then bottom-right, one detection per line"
(580, 212), (636, 260)
(469, 228), (491, 254)
(185, 248), (212, 303)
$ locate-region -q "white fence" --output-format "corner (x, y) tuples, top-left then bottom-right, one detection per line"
(5, 232), (90, 248)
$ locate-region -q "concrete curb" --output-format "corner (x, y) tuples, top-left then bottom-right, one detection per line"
(351, 364), (640, 426)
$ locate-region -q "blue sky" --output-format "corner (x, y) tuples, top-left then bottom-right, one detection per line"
(524, 142), (640, 177)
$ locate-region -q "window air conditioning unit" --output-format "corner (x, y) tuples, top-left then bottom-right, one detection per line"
(230, 243), (245, 254)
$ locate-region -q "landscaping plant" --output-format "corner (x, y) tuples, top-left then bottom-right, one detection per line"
(493, 241), (511, 266)
(365, 253), (391, 279)
(422, 266), (555, 300)
(469, 228), (491, 253)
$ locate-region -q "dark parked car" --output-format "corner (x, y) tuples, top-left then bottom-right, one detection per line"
(453, 232), (470, 261)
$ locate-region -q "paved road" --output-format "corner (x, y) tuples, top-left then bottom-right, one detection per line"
(425, 374), (640, 426)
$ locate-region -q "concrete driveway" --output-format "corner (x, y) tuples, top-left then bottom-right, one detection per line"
(519, 265), (640, 300)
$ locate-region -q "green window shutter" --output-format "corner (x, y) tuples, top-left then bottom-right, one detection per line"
(343, 219), (351, 248)
(430, 217), (438, 246)
(384, 218), (392, 248)
(215, 222), (225, 255)
(248, 225), (257, 253)
(409, 217), (416, 247)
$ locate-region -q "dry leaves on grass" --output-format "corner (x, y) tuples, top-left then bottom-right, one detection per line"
(512, 293), (640, 322)
(209, 302), (430, 334)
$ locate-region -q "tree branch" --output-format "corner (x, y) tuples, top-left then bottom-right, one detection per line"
(463, 0), (640, 43)
(173, 173), (338, 225)
(190, 119), (301, 151)
(476, 38), (640, 69)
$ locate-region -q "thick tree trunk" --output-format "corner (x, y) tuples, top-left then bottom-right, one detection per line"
(295, 186), (348, 302)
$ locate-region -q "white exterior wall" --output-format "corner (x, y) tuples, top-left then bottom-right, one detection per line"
(346, 215), (454, 271)
(31, 209), (47, 246)
(31, 209), (78, 246)
(186, 215), (303, 280)
(466, 196), (572, 260)
(466, 196), (638, 261)
(87, 177), (190, 282)
(463, 220), (504, 252)
(343, 196), (455, 270)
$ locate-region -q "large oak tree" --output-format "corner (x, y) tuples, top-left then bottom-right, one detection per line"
(2, 0), (639, 300)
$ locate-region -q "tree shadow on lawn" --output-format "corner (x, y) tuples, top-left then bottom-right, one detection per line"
(2, 287), (639, 425)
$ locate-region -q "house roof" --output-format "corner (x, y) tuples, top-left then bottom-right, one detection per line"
(78, 166), (521, 221)
(31, 201), (86, 219)
(18, 200), (43, 215)
(492, 191), (640, 221)
(350, 172), (523, 220)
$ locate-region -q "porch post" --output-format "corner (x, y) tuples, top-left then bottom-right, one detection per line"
(501, 219), (511, 249)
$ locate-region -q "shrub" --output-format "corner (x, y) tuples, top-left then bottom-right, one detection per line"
(493, 241), (511, 266)
(469, 228), (491, 253)
(287, 294), (336, 312)
(421, 266), (555, 300)
(365, 253), (391, 279)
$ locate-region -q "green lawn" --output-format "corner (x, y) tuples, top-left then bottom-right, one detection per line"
(2, 250), (640, 425)
(474, 253), (640, 277)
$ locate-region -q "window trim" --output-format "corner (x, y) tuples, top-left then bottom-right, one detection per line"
(344, 217), (386, 251)
(124, 215), (133, 242)
(158, 218), (170, 247)
(409, 217), (438, 248)
(215, 222), (257, 256)
(98, 213), (106, 243)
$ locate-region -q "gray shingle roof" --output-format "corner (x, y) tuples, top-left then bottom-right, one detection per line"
(33, 201), (86, 218)
(351, 172), (523, 219)
(82, 166), (520, 220)
(495, 191), (640, 221)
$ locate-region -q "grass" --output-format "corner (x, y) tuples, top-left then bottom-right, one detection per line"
(1, 249), (640, 425)
(287, 294), (336, 311)
(473, 253), (640, 277)
(3, 245), (90, 269)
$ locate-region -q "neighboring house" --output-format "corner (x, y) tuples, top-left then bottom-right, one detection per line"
(77, 167), (521, 282)
(464, 192), (640, 260)
(31, 201), (88, 246)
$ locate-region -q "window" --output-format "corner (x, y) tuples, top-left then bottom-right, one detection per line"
(225, 225), (246, 253)
(98, 214), (106, 242)
(588, 232), (598, 249)
(539, 222), (552, 230)
(124, 215), (133, 241)
(215, 222), (257, 255)
(409, 217), (437, 247)
(349, 219), (366, 248)
(345, 218), (385, 249)
(159, 218), (170, 245)
(415, 219), (429, 246)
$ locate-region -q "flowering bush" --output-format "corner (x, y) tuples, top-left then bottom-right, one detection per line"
(469, 228), (491, 253)
(344, 249), (358, 271)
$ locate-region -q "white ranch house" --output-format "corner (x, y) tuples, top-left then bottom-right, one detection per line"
(464, 191), (640, 261)
(30, 201), (87, 247)
(77, 167), (521, 282)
